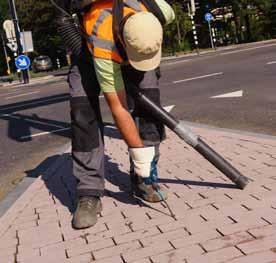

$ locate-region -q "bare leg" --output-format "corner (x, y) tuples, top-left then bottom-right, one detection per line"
(104, 90), (143, 148)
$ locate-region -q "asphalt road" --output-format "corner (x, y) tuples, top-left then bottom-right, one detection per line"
(160, 41), (276, 135)
(0, 40), (276, 200)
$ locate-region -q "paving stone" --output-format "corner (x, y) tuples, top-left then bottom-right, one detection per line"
(122, 240), (173, 262)
(248, 224), (276, 239)
(150, 244), (204, 263)
(67, 237), (114, 258)
(93, 240), (141, 260)
(200, 231), (255, 252)
(113, 226), (160, 245)
(1, 129), (276, 263)
(186, 246), (243, 263)
(171, 229), (221, 249)
(226, 250), (276, 263)
(237, 235), (276, 254)
(65, 253), (93, 263)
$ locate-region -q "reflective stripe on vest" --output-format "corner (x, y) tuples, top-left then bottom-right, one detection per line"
(83, 0), (147, 63)
(92, 8), (112, 35)
(124, 0), (143, 11)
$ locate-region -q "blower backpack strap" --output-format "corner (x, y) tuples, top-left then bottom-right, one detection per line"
(112, 0), (128, 61)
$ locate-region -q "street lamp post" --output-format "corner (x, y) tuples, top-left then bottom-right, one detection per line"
(8, 0), (29, 84)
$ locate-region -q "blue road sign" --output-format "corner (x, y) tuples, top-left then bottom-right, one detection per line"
(205, 12), (213, 22)
(15, 55), (31, 70)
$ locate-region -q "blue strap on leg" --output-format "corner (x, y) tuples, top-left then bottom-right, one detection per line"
(144, 160), (158, 184)
(143, 161), (166, 201)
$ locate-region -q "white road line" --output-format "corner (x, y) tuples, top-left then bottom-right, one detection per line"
(5, 91), (40, 100)
(220, 43), (276, 56)
(0, 90), (22, 97)
(173, 72), (223, 84)
(20, 127), (71, 139)
(103, 105), (175, 130)
(0, 95), (69, 112)
(267, 61), (276, 65)
(19, 104), (175, 139)
(165, 59), (191, 66)
(0, 113), (66, 129)
(211, 90), (243, 99)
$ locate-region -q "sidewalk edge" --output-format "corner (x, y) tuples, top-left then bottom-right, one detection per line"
(182, 121), (276, 141)
(0, 143), (71, 237)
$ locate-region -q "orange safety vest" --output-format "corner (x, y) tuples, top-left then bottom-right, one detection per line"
(83, 0), (147, 63)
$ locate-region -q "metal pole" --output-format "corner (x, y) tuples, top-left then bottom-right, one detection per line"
(1, 33), (11, 75)
(208, 21), (214, 49)
(212, 27), (217, 50)
(190, 15), (199, 54)
(8, 0), (29, 84)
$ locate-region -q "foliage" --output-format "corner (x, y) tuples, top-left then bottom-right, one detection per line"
(0, 0), (9, 75)
(15, 0), (64, 59)
(215, 0), (275, 43)
(163, 2), (192, 54)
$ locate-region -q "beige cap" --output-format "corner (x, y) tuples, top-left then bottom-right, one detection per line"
(123, 12), (163, 71)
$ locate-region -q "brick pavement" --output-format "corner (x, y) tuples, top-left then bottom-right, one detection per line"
(0, 125), (276, 263)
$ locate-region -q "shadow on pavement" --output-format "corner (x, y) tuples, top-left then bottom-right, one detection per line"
(23, 126), (237, 216)
(0, 93), (71, 142)
(159, 178), (237, 189)
(25, 153), (76, 213)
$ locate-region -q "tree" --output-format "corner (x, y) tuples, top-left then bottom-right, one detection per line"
(15, 0), (64, 62)
(217, 0), (275, 43)
(163, 2), (192, 54)
(0, 0), (10, 75)
(268, 0), (276, 37)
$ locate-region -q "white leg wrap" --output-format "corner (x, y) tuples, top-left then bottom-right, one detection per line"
(129, 147), (155, 179)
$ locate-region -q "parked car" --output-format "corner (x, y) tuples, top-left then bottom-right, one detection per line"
(32, 55), (53, 73)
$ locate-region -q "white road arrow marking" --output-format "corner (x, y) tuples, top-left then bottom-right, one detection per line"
(211, 90), (243, 99)
(267, 61), (276, 65)
(163, 105), (175, 112)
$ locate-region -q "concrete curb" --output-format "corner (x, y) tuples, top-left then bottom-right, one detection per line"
(183, 121), (276, 142)
(0, 75), (66, 89)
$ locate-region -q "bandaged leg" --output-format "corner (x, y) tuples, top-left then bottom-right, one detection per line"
(129, 146), (167, 202)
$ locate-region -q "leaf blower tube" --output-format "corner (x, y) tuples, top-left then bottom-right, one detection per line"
(51, 0), (83, 57)
(132, 89), (250, 190)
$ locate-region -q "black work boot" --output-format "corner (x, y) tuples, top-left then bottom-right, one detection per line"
(72, 196), (102, 229)
(131, 175), (168, 203)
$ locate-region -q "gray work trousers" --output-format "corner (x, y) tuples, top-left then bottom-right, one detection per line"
(68, 58), (165, 198)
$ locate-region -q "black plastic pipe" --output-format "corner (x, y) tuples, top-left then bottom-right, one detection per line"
(195, 138), (249, 189)
(135, 90), (250, 189)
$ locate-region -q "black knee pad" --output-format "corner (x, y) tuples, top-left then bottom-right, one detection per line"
(70, 97), (100, 152)
(133, 88), (166, 144)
